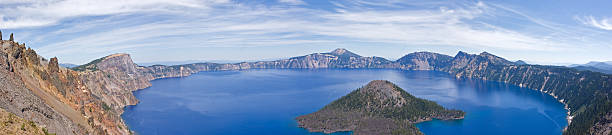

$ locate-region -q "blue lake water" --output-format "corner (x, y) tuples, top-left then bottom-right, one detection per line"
(122, 69), (568, 135)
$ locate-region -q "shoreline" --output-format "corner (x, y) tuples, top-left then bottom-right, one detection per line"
(521, 84), (572, 131)
(550, 93), (573, 131)
(459, 72), (572, 132)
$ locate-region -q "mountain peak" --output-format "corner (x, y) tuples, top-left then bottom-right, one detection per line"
(477, 51), (513, 65)
(72, 53), (138, 72)
(330, 48), (348, 54)
(515, 60), (528, 65)
(329, 48), (360, 57)
(455, 51), (470, 57)
(479, 51), (492, 56)
(96, 53), (138, 73)
(359, 80), (405, 105)
(105, 53), (129, 59)
(362, 80), (398, 93)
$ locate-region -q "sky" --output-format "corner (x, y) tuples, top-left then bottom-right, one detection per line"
(0, 0), (611, 65)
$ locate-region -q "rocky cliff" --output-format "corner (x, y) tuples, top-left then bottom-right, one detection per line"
(440, 52), (612, 135)
(296, 80), (464, 135)
(0, 37), (146, 134)
(1, 39), (89, 134)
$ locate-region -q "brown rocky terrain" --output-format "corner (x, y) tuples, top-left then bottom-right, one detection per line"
(1, 39), (88, 134)
(0, 36), (143, 134)
(0, 108), (46, 135)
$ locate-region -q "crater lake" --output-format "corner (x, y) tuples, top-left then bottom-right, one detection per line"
(121, 69), (568, 135)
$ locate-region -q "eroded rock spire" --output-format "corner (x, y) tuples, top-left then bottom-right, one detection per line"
(48, 57), (60, 73)
(9, 33), (14, 41)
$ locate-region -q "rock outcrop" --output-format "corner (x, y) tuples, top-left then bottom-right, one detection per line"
(1, 40), (88, 134)
(48, 57), (59, 73)
(296, 80), (464, 135)
(0, 38), (150, 134)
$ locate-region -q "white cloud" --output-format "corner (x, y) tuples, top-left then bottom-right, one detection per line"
(2, 0), (609, 64)
(0, 0), (229, 29)
(278, 0), (305, 5)
(576, 16), (612, 31)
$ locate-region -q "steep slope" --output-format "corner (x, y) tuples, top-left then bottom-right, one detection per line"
(78, 53), (152, 111)
(1, 40), (89, 134)
(0, 36), (151, 134)
(296, 80), (464, 135)
(0, 108), (46, 135)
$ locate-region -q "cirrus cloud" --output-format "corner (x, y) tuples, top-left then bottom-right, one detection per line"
(575, 16), (612, 31)
(0, 0), (230, 29)
(278, 0), (305, 5)
(1, 0), (610, 65)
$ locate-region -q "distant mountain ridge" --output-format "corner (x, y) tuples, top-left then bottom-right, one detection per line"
(59, 63), (78, 68)
(570, 61), (612, 68)
(569, 61), (612, 74)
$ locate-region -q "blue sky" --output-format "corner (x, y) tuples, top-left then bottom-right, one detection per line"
(0, 0), (611, 65)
